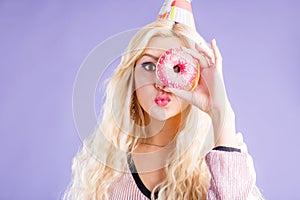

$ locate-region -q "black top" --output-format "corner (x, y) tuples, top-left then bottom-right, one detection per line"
(127, 154), (159, 199)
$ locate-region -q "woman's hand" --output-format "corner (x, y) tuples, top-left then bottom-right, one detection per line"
(165, 39), (237, 147)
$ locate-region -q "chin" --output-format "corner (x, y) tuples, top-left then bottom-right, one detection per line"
(150, 114), (171, 122)
(148, 108), (181, 122)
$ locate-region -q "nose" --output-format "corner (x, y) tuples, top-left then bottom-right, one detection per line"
(155, 81), (166, 90)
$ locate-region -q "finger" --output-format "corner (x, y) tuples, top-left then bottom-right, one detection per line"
(182, 48), (210, 69)
(195, 42), (214, 59)
(211, 39), (222, 67)
(195, 43), (215, 66)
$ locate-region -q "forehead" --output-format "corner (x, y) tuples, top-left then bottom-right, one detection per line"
(143, 36), (185, 57)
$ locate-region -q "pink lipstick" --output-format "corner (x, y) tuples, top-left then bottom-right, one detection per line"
(154, 94), (171, 107)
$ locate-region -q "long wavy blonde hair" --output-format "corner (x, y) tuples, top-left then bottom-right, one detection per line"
(63, 20), (262, 200)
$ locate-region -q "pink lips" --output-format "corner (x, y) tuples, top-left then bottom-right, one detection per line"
(154, 94), (171, 107)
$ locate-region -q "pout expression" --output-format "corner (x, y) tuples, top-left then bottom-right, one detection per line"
(134, 36), (189, 121)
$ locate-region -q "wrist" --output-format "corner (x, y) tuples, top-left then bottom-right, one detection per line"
(210, 106), (237, 147)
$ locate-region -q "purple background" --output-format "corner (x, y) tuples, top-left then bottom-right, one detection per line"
(1, 0), (299, 199)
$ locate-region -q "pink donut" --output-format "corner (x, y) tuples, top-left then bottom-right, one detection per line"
(156, 48), (199, 91)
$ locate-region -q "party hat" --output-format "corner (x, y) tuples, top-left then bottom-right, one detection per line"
(158, 0), (196, 29)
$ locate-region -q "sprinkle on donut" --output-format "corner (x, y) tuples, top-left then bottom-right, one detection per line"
(156, 47), (199, 91)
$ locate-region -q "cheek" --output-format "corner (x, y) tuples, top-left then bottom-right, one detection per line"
(134, 68), (157, 90)
(135, 86), (154, 109)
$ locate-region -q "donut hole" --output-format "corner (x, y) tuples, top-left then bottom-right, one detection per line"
(173, 65), (181, 73)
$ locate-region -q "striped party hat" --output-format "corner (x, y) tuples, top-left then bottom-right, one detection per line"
(158, 0), (196, 29)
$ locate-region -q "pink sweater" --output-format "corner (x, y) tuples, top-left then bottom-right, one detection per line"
(109, 150), (257, 199)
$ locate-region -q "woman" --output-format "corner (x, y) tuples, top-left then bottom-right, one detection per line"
(64, 2), (263, 200)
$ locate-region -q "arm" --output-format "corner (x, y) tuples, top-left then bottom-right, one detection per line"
(166, 39), (262, 199)
(205, 149), (256, 200)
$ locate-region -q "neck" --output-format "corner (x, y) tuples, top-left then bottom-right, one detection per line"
(141, 113), (182, 146)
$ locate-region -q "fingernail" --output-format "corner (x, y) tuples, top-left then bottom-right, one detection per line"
(212, 38), (216, 45)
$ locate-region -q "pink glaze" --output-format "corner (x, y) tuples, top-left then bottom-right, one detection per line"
(156, 48), (198, 90)
(154, 93), (170, 107)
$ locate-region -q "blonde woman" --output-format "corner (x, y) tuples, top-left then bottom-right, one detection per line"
(64, 1), (263, 199)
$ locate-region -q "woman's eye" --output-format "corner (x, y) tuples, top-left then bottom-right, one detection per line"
(141, 62), (156, 71)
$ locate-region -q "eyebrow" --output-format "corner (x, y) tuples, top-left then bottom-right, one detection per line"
(141, 53), (160, 61)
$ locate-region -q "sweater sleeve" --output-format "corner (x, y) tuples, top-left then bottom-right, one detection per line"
(205, 150), (256, 200)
